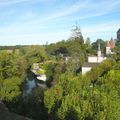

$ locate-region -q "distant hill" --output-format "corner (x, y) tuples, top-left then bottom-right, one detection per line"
(0, 45), (28, 50)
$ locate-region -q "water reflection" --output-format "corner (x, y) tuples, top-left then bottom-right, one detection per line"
(25, 78), (36, 94)
(23, 71), (47, 97)
(37, 83), (47, 89)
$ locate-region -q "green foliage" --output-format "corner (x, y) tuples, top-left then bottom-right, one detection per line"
(85, 37), (91, 46)
(86, 59), (115, 82)
(22, 45), (47, 67)
(92, 39), (106, 53)
(16, 56), (28, 81)
(1, 27), (120, 120)
(110, 46), (120, 62)
(46, 40), (68, 56)
(37, 69), (46, 75)
(0, 52), (18, 79)
(70, 25), (84, 44)
(0, 52), (27, 101)
(44, 85), (63, 113)
(0, 77), (21, 101)
(43, 62), (57, 85)
(44, 58), (120, 120)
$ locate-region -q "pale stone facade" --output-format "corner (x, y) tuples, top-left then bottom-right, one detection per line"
(82, 43), (106, 74)
(82, 67), (92, 74)
(82, 38), (115, 74)
(88, 56), (106, 63)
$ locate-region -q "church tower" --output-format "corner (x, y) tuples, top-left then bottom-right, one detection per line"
(106, 41), (111, 55)
(97, 43), (102, 63)
(97, 43), (101, 57)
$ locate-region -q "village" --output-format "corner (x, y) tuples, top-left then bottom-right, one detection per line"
(0, 0), (120, 119)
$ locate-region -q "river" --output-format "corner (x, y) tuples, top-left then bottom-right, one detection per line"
(23, 71), (47, 97)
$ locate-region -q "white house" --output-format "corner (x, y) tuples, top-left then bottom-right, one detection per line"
(88, 44), (107, 63)
(88, 55), (106, 63)
(82, 43), (106, 74)
(82, 63), (99, 74)
(82, 38), (115, 74)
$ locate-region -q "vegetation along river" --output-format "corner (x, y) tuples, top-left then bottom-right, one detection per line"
(23, 71), (47, 97)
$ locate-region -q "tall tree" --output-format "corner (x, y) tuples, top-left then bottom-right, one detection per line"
(70, 25), (84, 44)
(92, 39), (106, 53)
(85, 37), (91, 47)
(0, 52), (26, 101)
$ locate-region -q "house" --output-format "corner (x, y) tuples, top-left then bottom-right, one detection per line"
(82, 43), (106, 74)
(88, 43), (106, 63)
(82, 38), (116, 74)
(82, 63), (99, 74)
(106, 38), (115, 55)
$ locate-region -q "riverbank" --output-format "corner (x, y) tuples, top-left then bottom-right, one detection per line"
(31, 63), (47, 82)
(22, 71), (47, 97)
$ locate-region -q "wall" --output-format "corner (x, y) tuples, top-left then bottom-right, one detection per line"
(88, 56), (106, 63)
(88, 56), (98, 63)
(82, 67), (91, 74)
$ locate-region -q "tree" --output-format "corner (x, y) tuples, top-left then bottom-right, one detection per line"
(0, 77), (21, 101)
(110, 45), (120, 62)
(92, 39), (106, 53)
(23, 45), (47, 67)
(0, 52), (27, 101)
(85, 37), (91, 47)
(44, 57), (120, 120)
(70, 25), (84, 44)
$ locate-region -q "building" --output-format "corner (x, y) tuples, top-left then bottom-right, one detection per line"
(106, 38), (115, 55)
(88, 44), (106, 63)
(82, 63), (99, 74)
(82, 43), (107, 74)
(109, 38), (115, 49)
(82, 37), (116, 74)
(117, 28), (120, 43)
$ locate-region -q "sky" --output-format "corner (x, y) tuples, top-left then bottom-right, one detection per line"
(0, 0), (120, 45)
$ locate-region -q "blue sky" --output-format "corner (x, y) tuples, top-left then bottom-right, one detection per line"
(0, 0), (120, 45)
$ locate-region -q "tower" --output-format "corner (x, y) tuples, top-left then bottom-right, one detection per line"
(106, 41), (111, 55)
(97, 43), (101, 57)
(110, 38), (115, 48)
(97, 43), (102, 63)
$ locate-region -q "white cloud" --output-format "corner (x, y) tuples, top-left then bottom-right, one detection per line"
(0, 0), (120, 45)
(0, 0), (31, 7)
(82, 21), (120, 41)
(0, 31), (70, 45)
(0, 0), (56, 7)
(11, 0), (120, 25)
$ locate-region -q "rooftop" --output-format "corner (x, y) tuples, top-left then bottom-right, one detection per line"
(82, 62), (99, 67)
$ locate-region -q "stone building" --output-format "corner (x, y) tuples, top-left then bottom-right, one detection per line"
(106, 38), (115, 55)
(82, 44), (106, 74)
(82, 37), (116, 74)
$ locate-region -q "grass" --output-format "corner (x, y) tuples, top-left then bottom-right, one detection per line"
(37, 69), (46, 75)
